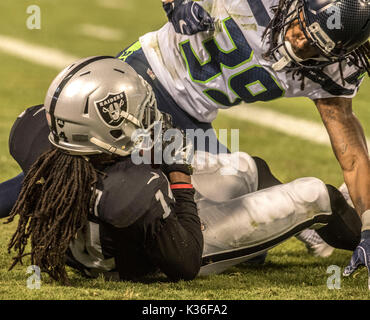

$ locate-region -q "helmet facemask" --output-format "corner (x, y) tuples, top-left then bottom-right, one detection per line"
(266, 0), (370, 75)
(269, 0), (337, 72)
(128, 76), (169, 154)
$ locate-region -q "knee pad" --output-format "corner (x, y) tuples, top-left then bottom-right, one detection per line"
(289, 177), (331, 212)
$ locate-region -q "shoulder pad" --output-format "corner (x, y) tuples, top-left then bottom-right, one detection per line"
(97, 160), (170, 228)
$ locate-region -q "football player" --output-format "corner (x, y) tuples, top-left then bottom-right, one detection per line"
(0, 0), (366, 266)
(6, 57), (203, 284)
(4, 58), (363, 284)
(114, 0), (369, 280)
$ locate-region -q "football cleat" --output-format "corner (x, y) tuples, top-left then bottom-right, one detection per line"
(296, 229), (335, 258)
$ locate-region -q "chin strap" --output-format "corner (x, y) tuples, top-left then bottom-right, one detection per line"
(271, 1), (335, 72)
(90, 137), (131, 157)
(272, 41), (304, 71)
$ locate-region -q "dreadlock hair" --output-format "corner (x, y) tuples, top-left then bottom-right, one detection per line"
(262, 0), (370, 88)
(262, 0), (292, 58)
(350, 41), (370, 77)
(6, 148), (99, 285)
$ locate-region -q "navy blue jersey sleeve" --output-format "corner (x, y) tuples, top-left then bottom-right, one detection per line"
(139, 178), (203, 281)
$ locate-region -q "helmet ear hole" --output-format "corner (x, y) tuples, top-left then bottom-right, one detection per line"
(110, 129), (123, 139)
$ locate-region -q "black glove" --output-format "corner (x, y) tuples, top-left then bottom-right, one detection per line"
(163, 0), (214, 35)
(161, 162), (193, 177)
(160, 117), (194, 177)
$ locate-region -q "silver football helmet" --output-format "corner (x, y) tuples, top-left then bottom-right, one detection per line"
(44, 56), (162, 156)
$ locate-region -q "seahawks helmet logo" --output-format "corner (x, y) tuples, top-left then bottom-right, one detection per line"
(95, 91), (128, 127)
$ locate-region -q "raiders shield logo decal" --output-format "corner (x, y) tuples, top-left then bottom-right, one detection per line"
(95, 91), (128, 127)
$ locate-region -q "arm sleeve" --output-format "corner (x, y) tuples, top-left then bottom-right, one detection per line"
(143, 186), (204, 281)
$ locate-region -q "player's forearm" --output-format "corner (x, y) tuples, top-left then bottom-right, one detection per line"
(342, 157), (370, 214)
(335, 126), (369, 216)
(340, 113), (369, 214)
(316, 97), (370, 217)
(168, 172), (200, 236)
(146, 187), (203, 281)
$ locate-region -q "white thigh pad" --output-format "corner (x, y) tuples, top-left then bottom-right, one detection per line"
(191, 151), (258, 202)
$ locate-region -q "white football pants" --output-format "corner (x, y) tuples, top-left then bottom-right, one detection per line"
(191, 152), (332, 276)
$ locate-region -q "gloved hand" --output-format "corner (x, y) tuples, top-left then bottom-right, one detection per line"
(343, 230), (370, 290)
(163, 0), (214, 35)
(160, 116), (194, 177)
(160, 139), (193, 176)
(161, 162), (193, 177)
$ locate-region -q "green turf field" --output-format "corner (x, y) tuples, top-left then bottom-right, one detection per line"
(0, 0), (369, 300)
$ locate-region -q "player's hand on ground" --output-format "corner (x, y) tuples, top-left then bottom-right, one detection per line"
(343, 230), (370, 290)
(163, 0), (214, 35)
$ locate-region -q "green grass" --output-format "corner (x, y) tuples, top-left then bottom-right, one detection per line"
(214, 116), (345, 186)
(254, 77), (370, 127)
(0, 0), (369, 300)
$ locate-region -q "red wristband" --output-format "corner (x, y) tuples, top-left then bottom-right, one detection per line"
(170, 184), (194, 190)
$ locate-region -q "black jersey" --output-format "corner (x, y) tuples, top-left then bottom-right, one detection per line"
(9, 105), (203, 281)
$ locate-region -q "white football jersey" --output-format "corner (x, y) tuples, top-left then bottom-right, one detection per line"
(140, 0), (364, 123)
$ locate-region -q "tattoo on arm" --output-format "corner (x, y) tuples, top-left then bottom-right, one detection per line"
(340, 142), (348, 156)
(323, 108), (337, 121)
(315, 97), (370, 216)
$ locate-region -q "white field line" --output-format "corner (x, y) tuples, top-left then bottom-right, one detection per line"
(220, 105), (370, 148)
(79, 24), (124, 41)
(0, 34), (78, 69)
(0, 34), (369, 148)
